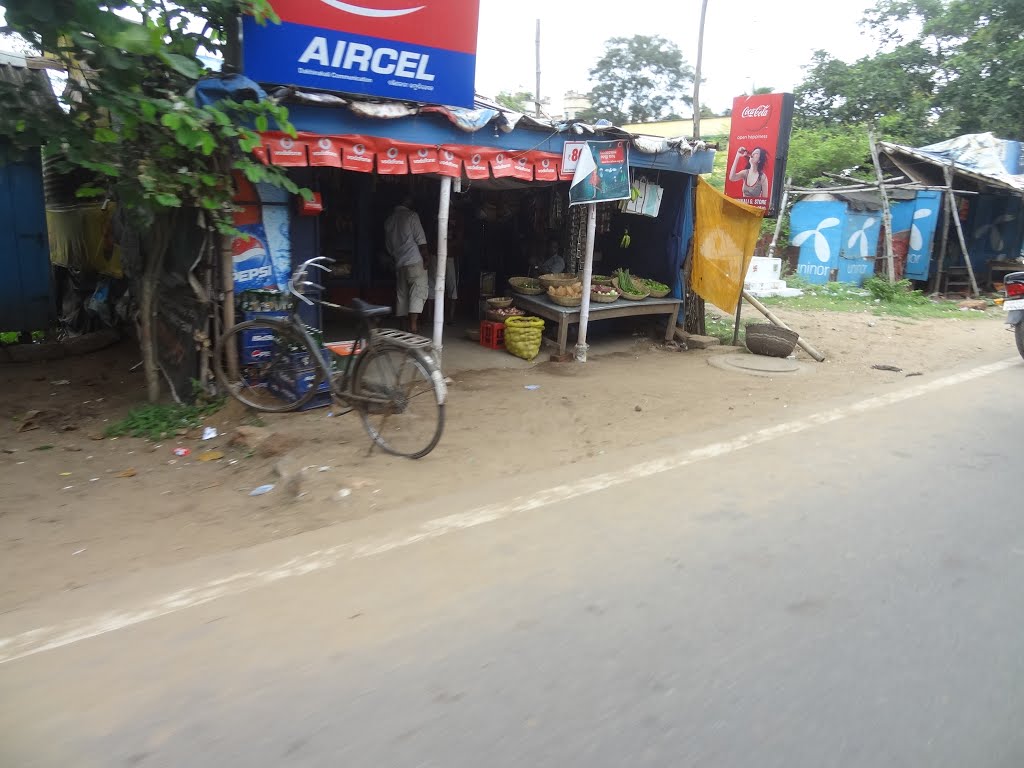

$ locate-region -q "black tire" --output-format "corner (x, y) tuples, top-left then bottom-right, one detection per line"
(213, 319), (325, 413)
(1016, 321), (1024, 361)
(353, 345), (445, 459)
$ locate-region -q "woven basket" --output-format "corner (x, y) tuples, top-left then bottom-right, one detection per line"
(645, 285), (671, 299)
(590, 274), (614, 286)
(590, 290), (619, 304)
(487, 296), (513, 308)
(539, 272), (579, 289)
(486, 309), (525, 323)
(745, 323), (799, 358)
(612, 276), (649, 301)
(548, 292), (583, 307)
(509, 277), (544, 295)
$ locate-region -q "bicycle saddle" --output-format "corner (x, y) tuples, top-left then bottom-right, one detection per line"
(351, 298), (392, 318)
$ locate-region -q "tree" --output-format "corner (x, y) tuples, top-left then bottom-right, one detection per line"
(0, 0), (305, 402)
(794, 0), (1024, 143)
(579, 35), (694, 125)
(495, 89), (535, 113)
(785, 125), (872, 187)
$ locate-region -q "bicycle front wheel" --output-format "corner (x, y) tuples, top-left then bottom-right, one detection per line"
(353, 345), (445, 459)
(214, 319), (325, 413)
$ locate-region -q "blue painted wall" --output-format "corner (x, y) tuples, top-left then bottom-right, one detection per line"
(0, 144), (53, 332)
(792, 201), (845, 284)
(837, 211), (880, 286)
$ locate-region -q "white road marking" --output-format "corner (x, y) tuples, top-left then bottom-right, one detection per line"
(0, 357), (1018, 664)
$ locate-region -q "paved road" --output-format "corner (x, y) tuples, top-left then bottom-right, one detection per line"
(3, 358), (1023, 767)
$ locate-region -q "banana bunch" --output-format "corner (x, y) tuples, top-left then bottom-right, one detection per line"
(620, 228), (632, 249)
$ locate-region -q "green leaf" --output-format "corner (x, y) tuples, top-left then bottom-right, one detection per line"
(199, 132), (216, 156)
(75, 186), (106, 198)
(159, 52), (202, 80)
(154, 192), (182, 207)
(94, 127), (119, 143)
(161, 112), (182, 130)
(255, 115), (269, 133)
(140, 101), (157, 122)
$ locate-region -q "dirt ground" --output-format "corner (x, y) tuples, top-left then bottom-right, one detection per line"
(1, 307), (1016, 611)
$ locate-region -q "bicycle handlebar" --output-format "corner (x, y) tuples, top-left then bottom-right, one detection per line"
(287, 257), (335, 306)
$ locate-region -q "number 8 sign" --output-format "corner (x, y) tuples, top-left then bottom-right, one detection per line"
(561, 141), (588, 175)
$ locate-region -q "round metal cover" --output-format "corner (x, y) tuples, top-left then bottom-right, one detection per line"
(708, 353), (809, 377)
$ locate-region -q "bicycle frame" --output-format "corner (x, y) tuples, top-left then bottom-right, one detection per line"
(285, 256), (442, 409)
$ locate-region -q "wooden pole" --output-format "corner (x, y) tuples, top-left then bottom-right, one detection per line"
(930, 185), (952, 294)
(731, 295), (743, 345)
(766, 179), (790, 260)
(868, 131), (896, 282)
(535, 19), (542, 118)
(741, 290), (826, 362)
(692, 0), (710, 140)
(944, 164), (979, 296)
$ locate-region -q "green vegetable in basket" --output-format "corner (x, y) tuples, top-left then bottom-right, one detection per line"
(615, 269), (644, 296)
(643, 278), (669, 292)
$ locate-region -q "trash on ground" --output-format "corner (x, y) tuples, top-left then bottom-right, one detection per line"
(72, 548), (86, 556)
(114, 468), (137, 478)
(335, 488), (352, 500)
(524, 385), (541, 391)
(173, 447), (191, 457)
(249, 484), (275, 496)
(202, 427), (218, 441)
(871, 364), (903, 372)
(50, 380), (70, 386)
(198, 450), (225, 462)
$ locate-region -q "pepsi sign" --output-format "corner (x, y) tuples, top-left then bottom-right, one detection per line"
(242, 0), (480, 107)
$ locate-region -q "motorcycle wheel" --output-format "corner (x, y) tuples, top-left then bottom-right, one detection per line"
(1016, 321), (1024, 360)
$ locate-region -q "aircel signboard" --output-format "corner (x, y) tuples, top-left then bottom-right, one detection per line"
(242, 0), (480, 107)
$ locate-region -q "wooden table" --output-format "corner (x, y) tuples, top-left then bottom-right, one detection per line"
(513, 294), (682, 358)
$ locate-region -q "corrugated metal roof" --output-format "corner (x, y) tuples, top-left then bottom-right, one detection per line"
(0, 61), (58, 112)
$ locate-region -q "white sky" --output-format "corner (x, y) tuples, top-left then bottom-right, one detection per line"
(474, 0), (881, 117)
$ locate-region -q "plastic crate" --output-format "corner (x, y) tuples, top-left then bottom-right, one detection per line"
(270, 366), (330, 396)
(480, 320), (505, 350)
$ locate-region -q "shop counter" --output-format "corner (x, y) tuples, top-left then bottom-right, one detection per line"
(513, 294), (682, 358)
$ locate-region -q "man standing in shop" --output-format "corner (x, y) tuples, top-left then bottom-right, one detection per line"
(384, 192), (431, 334)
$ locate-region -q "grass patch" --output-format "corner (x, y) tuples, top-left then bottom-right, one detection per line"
(761, 277), (993, 320)
(105, 398), (225, 441)
(1, 330), (45, 344)
(704, 312), (761, 345)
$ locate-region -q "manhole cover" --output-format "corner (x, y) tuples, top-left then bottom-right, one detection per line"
(708, 353), (809, 377)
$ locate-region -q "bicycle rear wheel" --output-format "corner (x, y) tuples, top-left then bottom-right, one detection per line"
(214, 319), (326, 413)
(353, 345), (445, 459)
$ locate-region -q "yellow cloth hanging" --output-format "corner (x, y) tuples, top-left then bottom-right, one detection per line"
(691, 177), (765, 314)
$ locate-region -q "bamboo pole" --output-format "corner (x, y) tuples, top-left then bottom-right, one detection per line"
(868, 131), (896, 282)
(944, 164), (979, 296)
(930, 185), (952, 295)
(741, 290), (826, 362)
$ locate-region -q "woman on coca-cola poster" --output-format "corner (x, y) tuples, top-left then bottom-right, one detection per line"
(728, 146), (770, 200)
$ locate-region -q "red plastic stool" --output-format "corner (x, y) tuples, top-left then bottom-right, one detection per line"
(479, 320), (506, 350)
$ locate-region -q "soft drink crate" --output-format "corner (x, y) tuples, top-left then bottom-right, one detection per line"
(243, 310), (290, 323)
(270, 366), (331, 397)
(240, 326), (280, 350)
(265, 384), (331, 412)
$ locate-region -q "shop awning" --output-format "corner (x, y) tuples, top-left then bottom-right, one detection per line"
(258, 131), (566, 182)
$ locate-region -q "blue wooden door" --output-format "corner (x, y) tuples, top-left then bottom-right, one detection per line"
(0, 148), (52, 332)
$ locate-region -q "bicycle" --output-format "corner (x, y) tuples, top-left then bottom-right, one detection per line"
(213, 257), (446, 459)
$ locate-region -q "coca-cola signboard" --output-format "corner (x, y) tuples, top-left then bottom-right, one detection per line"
(725, 93), (795, 217)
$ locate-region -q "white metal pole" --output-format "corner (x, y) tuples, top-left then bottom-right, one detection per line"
(433, 176), (452, 358)
(575, 203), (597, 362)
